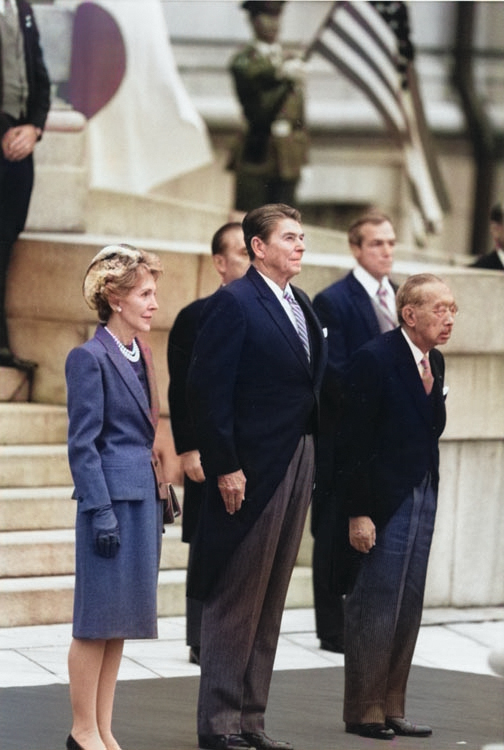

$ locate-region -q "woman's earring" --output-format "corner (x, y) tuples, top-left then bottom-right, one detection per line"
(117, 306), (122, 313)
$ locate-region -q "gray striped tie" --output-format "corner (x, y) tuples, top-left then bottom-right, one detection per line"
(284, 290), (311, 361)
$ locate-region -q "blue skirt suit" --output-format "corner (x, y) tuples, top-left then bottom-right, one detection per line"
(66, 325), (164, 640)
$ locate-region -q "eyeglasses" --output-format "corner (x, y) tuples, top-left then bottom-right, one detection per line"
(430, 303), (459, 318)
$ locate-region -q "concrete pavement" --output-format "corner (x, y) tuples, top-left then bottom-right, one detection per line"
(0, 607), (503, 688)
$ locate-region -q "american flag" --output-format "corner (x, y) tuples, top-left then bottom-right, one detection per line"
(306, 1), (450, 236)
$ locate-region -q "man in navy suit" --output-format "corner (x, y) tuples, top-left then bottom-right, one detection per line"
(168, 222), (249, 665)
(311, 212), (397, 653)
(187, 204), (326, 750)
(342, 273), (457, 740)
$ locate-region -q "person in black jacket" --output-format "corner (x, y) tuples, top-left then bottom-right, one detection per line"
(0, 0), (50, 369)
(470, 203), (504, 270)
(167, 222), (248, 665)
(311, 211), (397, 654)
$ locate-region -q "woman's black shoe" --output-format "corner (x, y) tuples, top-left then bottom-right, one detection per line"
(66, 735), (85, 750)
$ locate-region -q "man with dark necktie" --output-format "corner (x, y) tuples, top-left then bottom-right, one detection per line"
(187, 203), (326, 750)
(341, 273), (456, 739)
(311, 211), (398, 654)
(0, 0), (50, 369)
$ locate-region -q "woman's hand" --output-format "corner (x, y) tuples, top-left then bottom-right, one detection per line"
(90, 505), (120, 558)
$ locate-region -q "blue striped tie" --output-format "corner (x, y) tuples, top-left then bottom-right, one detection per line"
(284, 290), (311, 361)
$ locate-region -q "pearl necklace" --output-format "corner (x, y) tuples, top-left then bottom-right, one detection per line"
(104, 326), (140, 362)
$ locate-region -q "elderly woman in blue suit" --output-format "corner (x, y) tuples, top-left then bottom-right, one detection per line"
(65, 245), (167, 750)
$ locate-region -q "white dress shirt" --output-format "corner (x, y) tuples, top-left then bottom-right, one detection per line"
(256, 270), (299, 331)
(353, 264), (397, 318)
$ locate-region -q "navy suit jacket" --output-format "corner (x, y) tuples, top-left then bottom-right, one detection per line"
(168, 297), (209, 456)
(187, 265), (327, 599)
(313, 271), (396, 404)
(342, 327), (446, 527)
(311, 272), (397, 529)
(66, 325), (165, 514)
(470, 249), (504, 270)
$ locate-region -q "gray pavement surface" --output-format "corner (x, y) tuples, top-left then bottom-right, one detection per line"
(1, 608), (503, 750)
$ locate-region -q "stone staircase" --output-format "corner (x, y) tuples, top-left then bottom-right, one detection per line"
(0, 403), (313, 628)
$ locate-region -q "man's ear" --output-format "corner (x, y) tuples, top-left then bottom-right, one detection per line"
(251, 236), (264, 259)
(349, 242), (362, 264)
(212, 253), (226, 275)
(401, 304), (416, 327)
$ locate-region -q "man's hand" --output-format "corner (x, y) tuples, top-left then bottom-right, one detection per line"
(181, 450), (205, 483)
(349, 515), (376, 553)
(2, 124), (40, 162)
(218, 470), (246, 515)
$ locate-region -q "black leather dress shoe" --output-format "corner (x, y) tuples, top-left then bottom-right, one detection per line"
(346, 723), (395, 740)
(242, 731), (293, 749)
(320, 639), (344, 654)
(66, 735), (85, 750)
(198, 734), (255, 750)
(386, 717), (432, 737)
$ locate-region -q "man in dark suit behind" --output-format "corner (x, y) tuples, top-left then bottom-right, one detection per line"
(470, 202), (504, 270)
(167, 222), (249, 665)
(187, 204), (326, 750)
(311, 211), (398, 653)
(0, 0), (50, 368)
(341, 273), (457, 740)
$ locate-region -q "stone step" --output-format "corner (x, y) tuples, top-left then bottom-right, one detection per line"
(0, 403), (68, 445)
(0, 566), (313, 628)
(0, 444), (71, 488)
(0, 486), (75, 531)
(0, 525), (188, 579)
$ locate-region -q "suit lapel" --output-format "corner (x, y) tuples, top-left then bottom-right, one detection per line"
(347, 274), (382, 338)
(292, 284), (326, 381)
(391, 329), (445, 428)
(95, 326), (154, 428)
(392, 330), (434, 423)
(429, 349), (447, 432)
(248, 267), (313, 373)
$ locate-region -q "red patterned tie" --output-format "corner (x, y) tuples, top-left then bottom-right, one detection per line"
(420, 356), (434, 394)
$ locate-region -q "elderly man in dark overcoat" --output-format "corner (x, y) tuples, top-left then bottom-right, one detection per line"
(341, 273), (457, 740)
